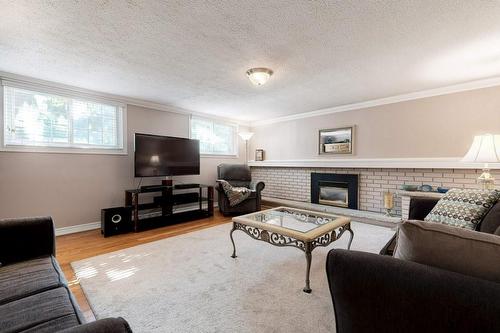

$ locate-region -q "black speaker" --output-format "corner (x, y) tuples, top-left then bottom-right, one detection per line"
(101, 206), (132, 237)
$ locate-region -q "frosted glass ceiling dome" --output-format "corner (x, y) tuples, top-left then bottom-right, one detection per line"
(246, 68), (273, 86)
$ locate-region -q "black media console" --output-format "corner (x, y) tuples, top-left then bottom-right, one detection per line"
(125, 181), (214, 232)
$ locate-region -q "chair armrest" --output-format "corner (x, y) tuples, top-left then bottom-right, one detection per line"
(250, 181), (265, 193)
(408, 197), (439, 220)
(378, 232), (397, 255)
(215, 182), (229, 199)
(0, 216), (55, 265)
(326, 249), (500, 333)
(58, 318), (132, 333)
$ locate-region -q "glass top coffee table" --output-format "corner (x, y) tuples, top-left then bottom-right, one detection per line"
(230, 206), (354, 293)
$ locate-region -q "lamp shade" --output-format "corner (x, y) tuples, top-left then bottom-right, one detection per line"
(462, 134), (500, 163)
(238, 132), (254, 141)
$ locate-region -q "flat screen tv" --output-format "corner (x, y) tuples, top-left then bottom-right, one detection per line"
(134, 133), (200, 177)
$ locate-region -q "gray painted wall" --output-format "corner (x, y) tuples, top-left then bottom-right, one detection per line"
(0, 104), (247, 228)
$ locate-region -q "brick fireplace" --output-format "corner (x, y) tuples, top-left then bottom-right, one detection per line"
(250, 166), (498, 216)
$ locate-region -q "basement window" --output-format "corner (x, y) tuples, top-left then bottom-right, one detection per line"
(1, 85), (126, 154)
(190, 116), (238, 156)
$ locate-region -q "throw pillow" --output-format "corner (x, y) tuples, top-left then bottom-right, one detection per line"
(394, 220), (500, 283)
(217, 179), (251, 207)
(424, 188), (499, 230)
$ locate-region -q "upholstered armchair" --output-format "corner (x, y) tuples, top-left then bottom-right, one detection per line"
(216, 164), (265, 216)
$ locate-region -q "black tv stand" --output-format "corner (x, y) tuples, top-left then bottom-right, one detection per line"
(174, 183), (200, 189)
(125, 181), (214, 232)
(140, 185), (168, 192)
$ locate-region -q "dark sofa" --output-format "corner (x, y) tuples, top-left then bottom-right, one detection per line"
(327, 195), (500, 333)
(380, 196), (500, 255)
(326, 249), (500, 333)
(0, 217), (132, 333)
(216, 164), (265, 216)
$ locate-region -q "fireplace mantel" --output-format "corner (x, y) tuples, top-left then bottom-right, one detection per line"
(249, 158), (500, 169)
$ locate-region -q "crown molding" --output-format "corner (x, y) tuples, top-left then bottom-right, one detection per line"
(250, 76), (500, 127)
(248, 158), (500, 169)
(0, 71), (249, 126)
(6, 70), (500, 129)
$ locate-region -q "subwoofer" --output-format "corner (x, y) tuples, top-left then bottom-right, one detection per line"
(101, 206), (132, 237)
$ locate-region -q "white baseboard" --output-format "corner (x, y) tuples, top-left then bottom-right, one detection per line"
(55, 221), (100, 236)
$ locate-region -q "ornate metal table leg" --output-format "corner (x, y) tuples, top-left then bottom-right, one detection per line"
(346, 223), (354, 250)
(303, 242), (312, 293)
(230, 223), (237, 258)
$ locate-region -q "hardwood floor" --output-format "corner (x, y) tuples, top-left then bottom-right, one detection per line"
(56, 210), (232, 322)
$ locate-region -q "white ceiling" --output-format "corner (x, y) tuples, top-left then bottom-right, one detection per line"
(2, 1), (500, 122)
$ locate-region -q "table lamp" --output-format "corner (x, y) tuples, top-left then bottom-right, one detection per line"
(462, 134), (500, 189)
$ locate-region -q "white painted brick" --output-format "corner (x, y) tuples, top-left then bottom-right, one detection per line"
(424, 172), (442, 178)
(454, 178), (478, 184)
(405, 172), (423, 177)
(414, 177), (433, 182)
(251, 166), (488, 218)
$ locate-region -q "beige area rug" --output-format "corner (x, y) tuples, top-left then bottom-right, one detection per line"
(72, 222), (395, 333)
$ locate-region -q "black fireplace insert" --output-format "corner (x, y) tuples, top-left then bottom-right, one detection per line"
(311, 173), (359, 210)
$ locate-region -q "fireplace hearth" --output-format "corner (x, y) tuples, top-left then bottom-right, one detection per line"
(311, 173), (359, 209)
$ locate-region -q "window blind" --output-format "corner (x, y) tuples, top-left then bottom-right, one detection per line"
(190, 117), (237, 155)
(3, 86), (124, 150)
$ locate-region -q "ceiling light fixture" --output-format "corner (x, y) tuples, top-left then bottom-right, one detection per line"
(246, 67), (273, 86)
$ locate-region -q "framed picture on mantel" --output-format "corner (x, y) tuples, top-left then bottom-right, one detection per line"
(255, 149), (264, 161)
(319, 126), (354, 155)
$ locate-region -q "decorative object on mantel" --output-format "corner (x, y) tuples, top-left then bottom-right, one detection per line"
(238, 131), (254, 164)
(437, 187), (449, 193)
(383, 191), (394, 216)
(400, 184), (447, 194)
(400, 184), (419, 191)
(255, 149), (264, 161)
(419, 184), (433, 192)
(462, 134), (500, 189)
(319, 126), (354, 155)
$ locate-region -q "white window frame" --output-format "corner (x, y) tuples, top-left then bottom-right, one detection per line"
(0, 80), (127, 155)
(189, 115), (239, 158)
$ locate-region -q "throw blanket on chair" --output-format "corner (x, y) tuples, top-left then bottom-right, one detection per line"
(217, 179), (251, 207)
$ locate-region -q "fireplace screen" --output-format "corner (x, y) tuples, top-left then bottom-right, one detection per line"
(319, 186), (349, 208)
(311, 173), (358, 210)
